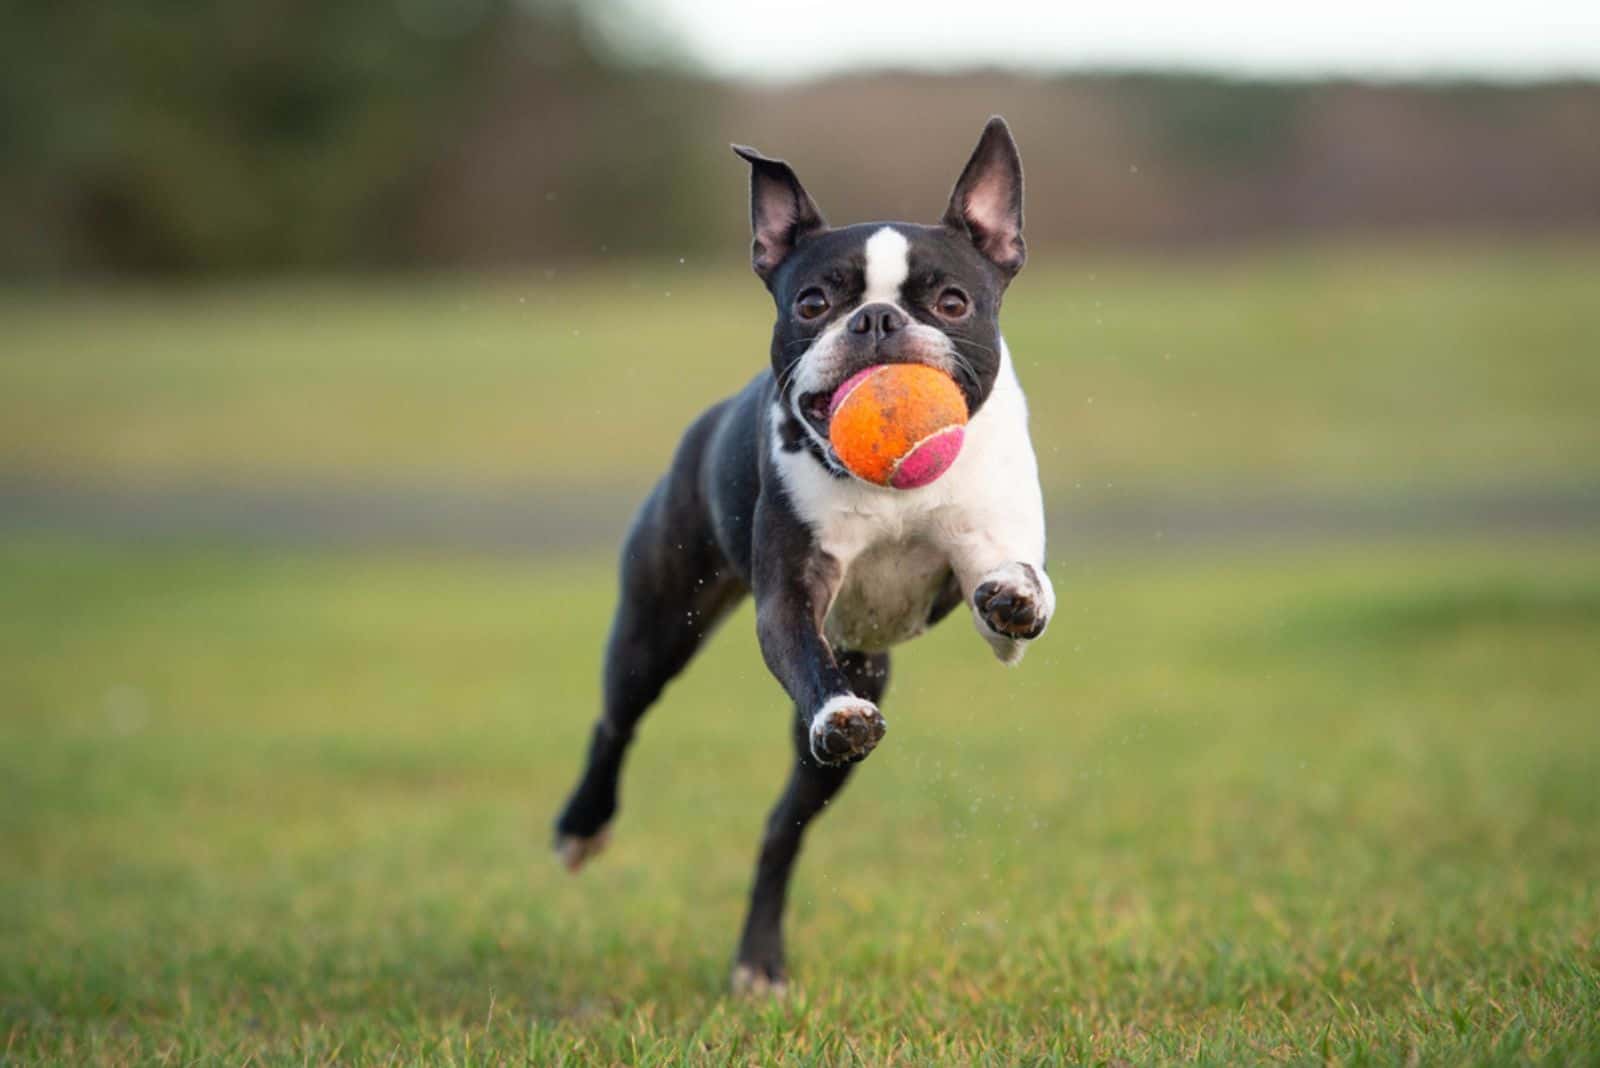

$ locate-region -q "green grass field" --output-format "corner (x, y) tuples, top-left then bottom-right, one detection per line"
(3, 241), (1599, 499)
(2, 241), (1599, 1063)
(3, 539), (1598, 1064)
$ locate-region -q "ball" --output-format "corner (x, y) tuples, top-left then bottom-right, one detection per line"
(827, 363), (969, 489)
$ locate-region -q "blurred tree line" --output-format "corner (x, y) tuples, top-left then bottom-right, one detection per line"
(2, 0), (1597, 278)
(1, 0), (497, 273)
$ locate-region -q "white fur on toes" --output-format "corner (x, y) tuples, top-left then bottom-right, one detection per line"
(730, 963), (789, 998)
(972, 561), (1055, 665)
(555, 826), (610, 873)
(808, 694), (887, 765)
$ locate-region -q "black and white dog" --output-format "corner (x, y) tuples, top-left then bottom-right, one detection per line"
(554, 117), (1053, 993)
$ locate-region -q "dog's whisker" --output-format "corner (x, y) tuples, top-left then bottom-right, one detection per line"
(944, 332), (999, 357)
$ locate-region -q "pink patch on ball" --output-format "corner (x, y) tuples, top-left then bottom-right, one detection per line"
(889, 425), (965, 489)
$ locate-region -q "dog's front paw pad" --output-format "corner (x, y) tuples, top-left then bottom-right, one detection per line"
(553, 826), (610, 873)
(974, 567), (1049, 641)
(731, 962), (789, 998)
(809, 697), (886, 765)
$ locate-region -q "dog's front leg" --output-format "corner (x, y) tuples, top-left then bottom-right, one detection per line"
(734, 495), (884, 994)
(948, 509), (1055, 666)
(751, 496), (886, 765)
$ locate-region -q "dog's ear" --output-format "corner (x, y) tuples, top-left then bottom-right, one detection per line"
(942, 116), (1025, 278)
(732, 144), (826, 282)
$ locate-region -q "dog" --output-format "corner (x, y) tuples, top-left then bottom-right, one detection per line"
(554, 116), (1053, 994)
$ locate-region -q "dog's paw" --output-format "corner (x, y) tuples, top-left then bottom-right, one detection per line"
(973, 563), (1053, 660)
(553, 825), (610, 873)
(808, 695), (886, 765)
(730, 961), (789, 999)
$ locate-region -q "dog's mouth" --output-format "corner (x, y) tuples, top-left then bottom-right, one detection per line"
(797, 390), (833, 436)
(796, 366), (895, 441)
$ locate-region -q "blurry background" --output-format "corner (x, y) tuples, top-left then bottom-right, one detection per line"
(3, 2), (1599, 1062)
(2, 0), (1598, 524)
(4, 0), (1600, 276)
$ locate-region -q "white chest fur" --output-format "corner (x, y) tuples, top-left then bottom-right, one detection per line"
(772, 344), (1046, 654)
(823, 536), (949, 652)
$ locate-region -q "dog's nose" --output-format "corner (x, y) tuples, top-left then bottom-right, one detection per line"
(847, 302), (907, 339)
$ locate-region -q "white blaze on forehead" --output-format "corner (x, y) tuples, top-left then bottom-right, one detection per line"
(862, 227), (910, 305)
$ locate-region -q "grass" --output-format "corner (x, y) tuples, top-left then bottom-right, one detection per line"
(3, 239), (1597, 1061)
(3, 537), (1598, 1064)
(3, 240), (1599, 499)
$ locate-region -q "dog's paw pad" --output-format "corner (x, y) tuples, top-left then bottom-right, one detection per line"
(809, 696), (886, 765)
(974, 564), (1050, 641)
(554, 826), (610, 873)
(731, 962), (788, 999)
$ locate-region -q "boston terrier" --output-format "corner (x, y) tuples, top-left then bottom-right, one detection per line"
(554, 117), (1053, 994)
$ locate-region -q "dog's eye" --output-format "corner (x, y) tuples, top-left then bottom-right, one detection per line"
(935, 288), (970, 319)
(796, 289), (830, 320)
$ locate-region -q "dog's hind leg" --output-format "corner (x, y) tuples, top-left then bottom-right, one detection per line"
(554, 418), (746, 872)
(731, 649), (890, 995)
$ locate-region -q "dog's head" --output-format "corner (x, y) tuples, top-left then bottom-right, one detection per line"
(734, 117), (1026, 463)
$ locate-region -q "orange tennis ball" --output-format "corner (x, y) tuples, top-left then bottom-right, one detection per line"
(827, 364), (969, 489)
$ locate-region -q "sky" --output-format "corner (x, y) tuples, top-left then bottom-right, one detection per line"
(616, 0), (1600, 82)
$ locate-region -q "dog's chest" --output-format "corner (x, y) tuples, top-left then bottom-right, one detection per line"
(818, 508), (953, 653)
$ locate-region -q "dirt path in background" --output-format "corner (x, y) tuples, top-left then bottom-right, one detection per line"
(1, 477), (1596, 556)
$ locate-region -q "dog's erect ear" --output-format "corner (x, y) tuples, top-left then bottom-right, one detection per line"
(732, 144), (826, 281)
(942, 116), (1025, 278)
